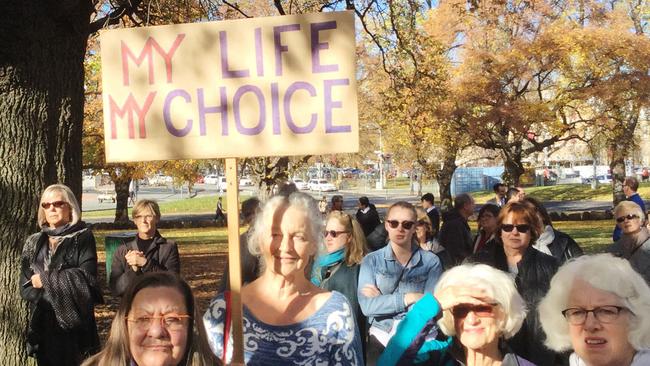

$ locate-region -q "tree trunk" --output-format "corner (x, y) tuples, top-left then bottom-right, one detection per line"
(435, 148), (457, 213)
(502, 152), (525, 186)
(0, 2), (92, 363)
(609, 108), (640, 206)
(114, 178), (131, 223)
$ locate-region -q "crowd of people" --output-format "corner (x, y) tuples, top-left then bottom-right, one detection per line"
(18, 179), (650, 366)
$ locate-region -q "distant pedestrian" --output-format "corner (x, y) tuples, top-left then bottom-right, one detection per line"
(215, 197), (226, 225)
(128, 179), (136, 205)
(439, 193), (475, 265)
(420, 193), (440, 237)
(356, 196), (381, 236)
(318, 196), (328, 216)
(487, 183), (507, 207)
(613, 176), (647, 241)
(643, 167), (649, 182)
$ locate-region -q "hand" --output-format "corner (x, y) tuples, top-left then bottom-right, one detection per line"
(31, 274), (43, 289)
(125, 250), (147, 269)
(434, 286), (492, 311)
(404, 292), (424, 307)
(361, 284), (381, 298)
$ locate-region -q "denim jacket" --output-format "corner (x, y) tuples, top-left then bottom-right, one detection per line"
(358, 243), (442, 333)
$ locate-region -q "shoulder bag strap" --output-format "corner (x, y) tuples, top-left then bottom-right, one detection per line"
(387, 246), (419, 295)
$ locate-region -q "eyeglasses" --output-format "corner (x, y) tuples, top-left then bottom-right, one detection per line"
(134, 214), (155, 221)
(501, 224), (531, 233)
(451, 304), (499, 319)
(386, 220), (416, 230)
(324, 230), (349, 238)
(41, 201), (68, 209)
(127, 314), (191, 331)
(616, 214), (639, 223)
(562, 306), (630, 325)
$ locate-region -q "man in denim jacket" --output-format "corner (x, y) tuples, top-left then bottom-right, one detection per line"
(359, 201), (443, 365)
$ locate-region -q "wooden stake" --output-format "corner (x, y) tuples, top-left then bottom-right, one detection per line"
(225, 158), (244, 365)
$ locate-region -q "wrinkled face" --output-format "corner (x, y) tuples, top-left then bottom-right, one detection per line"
(134, 207), (160, 239)
(567, 279), (635, 366)
(454, 303), (503, 351)
(478, 211), (498, 234)
(617, 211), (642, 235)
(41, 191), (71, 228)
(324, 217), (350, 253)
(385, 207), (417, 248)
(128, 287), (189, 366)
(500, 213), (532, 252)
(263, 206), (315, 277)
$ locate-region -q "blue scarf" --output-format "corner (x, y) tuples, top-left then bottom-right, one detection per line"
(310, 248), (345, 286)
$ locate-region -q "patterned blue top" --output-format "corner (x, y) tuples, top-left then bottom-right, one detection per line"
(203, 291), (363, 365)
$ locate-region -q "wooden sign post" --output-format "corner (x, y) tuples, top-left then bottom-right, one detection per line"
(100, 11), (358, 364)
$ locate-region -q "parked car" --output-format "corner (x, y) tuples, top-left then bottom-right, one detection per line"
(597, 174), (612, 184)
(97, 190), (116, 203)
(239, 177), (253, 187)
(149, 174), (172, 186)
(292, 178), (309, 190)
(204, 174), (220, 185)
(309, 179), (337, 192)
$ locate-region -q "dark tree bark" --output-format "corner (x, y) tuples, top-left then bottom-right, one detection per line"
(0, 2), (93, 362)
(608, 108), (640, 206)
(434, 147), (457, 212)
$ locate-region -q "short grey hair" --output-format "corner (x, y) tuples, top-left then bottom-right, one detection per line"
(436, 263), (527, 339)
(247, 192), (324, 263)
(539, 254), (650, 352)
(38, 184), (81, 226)
(613, 201), (645, 222)
(454, 193), (474, 210)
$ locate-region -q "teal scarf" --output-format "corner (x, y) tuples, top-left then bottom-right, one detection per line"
(310, 248), (345, 286)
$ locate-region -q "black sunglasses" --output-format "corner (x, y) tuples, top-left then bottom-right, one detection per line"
(616, 214), (639, 223)
(41, 201), (68, 209)
(451, 303), (498, 319)
(501, 224), (531, 233)
(386, 220), (415, 230)
(324, 230), (349, 238)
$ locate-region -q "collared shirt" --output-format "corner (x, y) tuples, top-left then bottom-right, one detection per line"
(426, 206), (437, 213)
(358, 242), (442, 334)
(360, 206), (370, 214)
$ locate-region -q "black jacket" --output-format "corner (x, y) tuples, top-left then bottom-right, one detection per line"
(109, 231), (180, 296)
(468, 242), (561, 366)
(19, 225), (102, 365)
(366, 223), (389, 252)
(217, 231), (260, 292)
(356, 207), (381, 237)
(426, 208), (440, 237)
(548, 229), (583, 264)
(438, 209), (473, 265)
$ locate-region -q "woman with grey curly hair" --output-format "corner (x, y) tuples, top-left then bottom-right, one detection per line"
(203, 192), (363, 365)
(539, 254), (650, 366)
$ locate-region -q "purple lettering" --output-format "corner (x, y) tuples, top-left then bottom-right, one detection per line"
(220, 31), (250, 78)
(255, 28), (264, 77)
(198, 87), (229, 136)
(271, 83), (281, 135)
(311, 21), (338, 73)
(233, 85), (266, 135)
(324, 79), (350, 133)
(273, 24), (301, 76)
(284, 82), (317, 134)
(163, 89), (193, 137)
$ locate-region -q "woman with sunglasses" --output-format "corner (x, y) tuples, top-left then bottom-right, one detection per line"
(311, 210), (368, 358)
(539, 254), (650, 366)
(19, 184), (103, 365)
(379, 263), (532, 366)
(359, 201), (443, 365)
(415, 209), (452, 270)
(607, 201), (650, 284)
(83, 272), (221, 366)
(469, 201), (560, 366)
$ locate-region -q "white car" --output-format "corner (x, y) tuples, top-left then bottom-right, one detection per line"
(204, 174), (219, 185)
(239, 177), (253, 187)
(292, 178), (309, 190)
(309, 179), (337, 192)
(97, 191), (116, 203)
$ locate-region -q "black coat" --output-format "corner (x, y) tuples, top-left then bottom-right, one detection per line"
(438, 209), (473, 265)
(356, 207), (381, 237)
(109, 231), (180, 296)
(468, 242), (561, 366)
(19, 225), (102, 366)
(426, 208), (440, 237)
(548, 229), (583, 264)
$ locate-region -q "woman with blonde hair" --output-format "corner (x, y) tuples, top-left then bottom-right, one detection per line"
(607, 200), (650, 283)
(82, 272), (220, 366)
(312, 210), (368, 356)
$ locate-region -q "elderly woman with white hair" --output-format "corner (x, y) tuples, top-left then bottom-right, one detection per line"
(19, 184), (102, 365)
(204, 192), (363, 365)
(379, 263), (533, 366)
(607, 201), (650, 284)
(539, 254), (650, 366)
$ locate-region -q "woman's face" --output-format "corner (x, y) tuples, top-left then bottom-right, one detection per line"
(41, 191), (71, 228)
(567, 279), (635, 366)
(453, 302), (503, 352)
(324, 217), (349, 253)
(500, 212), (532, 252)
(263, 205), (316, 277)
(135, 207), (160, 238)
(617, 211), (642, 235)
(128, 286), (189, 366)
(415, 222), (429, 243)
(479, 211), (498, 234)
